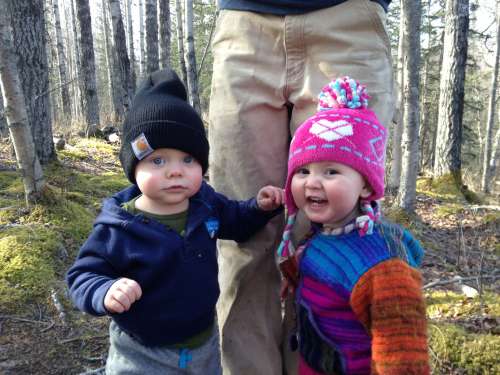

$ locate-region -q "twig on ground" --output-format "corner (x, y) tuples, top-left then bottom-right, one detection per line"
(423, 274), (499, 290)
(51, 289), (67, 326)
(58, 334), (108, 345)
(0, 314), (52, 326)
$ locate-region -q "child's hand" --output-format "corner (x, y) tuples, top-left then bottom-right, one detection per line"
(104, 278), (142, 314)
(257, 185), (284, 211)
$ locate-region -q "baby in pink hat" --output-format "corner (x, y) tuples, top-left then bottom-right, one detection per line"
(278, 77), (429, 375)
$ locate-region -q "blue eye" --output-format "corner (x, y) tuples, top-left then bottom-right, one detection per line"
(326, 169), (338, 175)
(183, 155), (194, 163)
(152, 157), (165, 166)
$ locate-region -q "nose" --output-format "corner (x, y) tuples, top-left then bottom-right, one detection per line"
(304, 173), (321, 189)
(165, 162), (183, 178)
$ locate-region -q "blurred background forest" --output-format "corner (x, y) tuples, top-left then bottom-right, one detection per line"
(0, 0), (499, 374)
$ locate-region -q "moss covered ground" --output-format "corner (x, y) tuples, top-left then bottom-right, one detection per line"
(0, 138), (498, 374)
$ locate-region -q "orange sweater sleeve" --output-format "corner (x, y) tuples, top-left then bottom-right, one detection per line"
(351, 258), (430, 374)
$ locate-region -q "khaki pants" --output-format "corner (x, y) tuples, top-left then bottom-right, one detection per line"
(209, 1), (394, 374)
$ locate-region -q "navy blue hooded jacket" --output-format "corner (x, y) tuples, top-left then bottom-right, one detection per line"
(66, 181), (280, 347)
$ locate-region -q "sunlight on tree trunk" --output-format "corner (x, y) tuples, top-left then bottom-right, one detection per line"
(0, 9), (44, 204)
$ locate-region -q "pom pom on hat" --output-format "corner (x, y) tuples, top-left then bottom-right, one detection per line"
(277, 77), (386, 260)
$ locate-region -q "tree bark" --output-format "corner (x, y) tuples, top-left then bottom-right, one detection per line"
(159, 0), (171, 69)
(75, 0), (100, 130)
(101, 0), (118, 119)
(8, 0), (55, 164)
(397, 0), (422, 212)
(126, 0), (137, 92)
(69, 0), (82, 120)
(145, 0), (159, 73)
(433, 0), (469, 184)
(139, 0), (146, 77)
(0, 8), (45, 203)
(388, 1), (405, 194)
(175, 0), (187, 87)
(108, 0), (132, 115)
(51, 0), (71, 117)
(183, 0), (200, 113)
(481, 1), (500, 193)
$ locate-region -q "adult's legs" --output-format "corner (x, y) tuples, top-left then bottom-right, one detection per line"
(209, 10), (290, 375)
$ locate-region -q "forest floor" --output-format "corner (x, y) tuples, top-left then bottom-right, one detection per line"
(0, 137), (499, 374)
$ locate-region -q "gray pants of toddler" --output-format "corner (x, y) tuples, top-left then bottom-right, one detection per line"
(105, 321), (222, 374)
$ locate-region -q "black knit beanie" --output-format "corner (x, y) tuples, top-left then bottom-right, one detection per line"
(119, 69), (209, 184)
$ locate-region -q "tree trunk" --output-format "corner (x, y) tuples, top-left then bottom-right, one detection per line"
(488, 125), (500, 186)
(126, 0), (137, 92)
(75, 0), (100, 130)
(101, 0), (118, 120)
(69, 0), (82, 120)
(108, 0), (132, 115)
(183, 0), (200, 113)
(481, 1), (500, 193)
(51, 0), (71, 117)
(397, 0), (422, 212)
(159, 0), (171, 69)
(8, 0), (55, 164)
(139, 0), (146, 77)
(175, 0), (188, 87)
(433, 0), (469, 185)
(0, 8), (45, 204)
(388, 1), (405, 194)
(419, 0), (432, 170)
(0, 89), (7, 137)
(145, 0), (159, 73)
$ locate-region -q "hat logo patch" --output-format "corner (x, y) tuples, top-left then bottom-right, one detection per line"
(310, 119), (353, 142)
(131, 133), (154, 160)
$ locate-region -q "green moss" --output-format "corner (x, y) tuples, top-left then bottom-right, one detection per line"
(58, 148), (87, 160)
(429, 323), (500, 374)
(426, 290), (500, 319)
(0, 226), (59, 309)
(435, 202), (465, 217)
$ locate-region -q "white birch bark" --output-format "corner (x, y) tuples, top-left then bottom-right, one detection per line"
(139, 0), (146, 77)
(397, 0), (422, 212)
(433, 0), (469, 182)
(481, 1), (500, 193)
(0, 9), (45, 203)
(101, 0), (117, 118)
(126, 0), (137, 91)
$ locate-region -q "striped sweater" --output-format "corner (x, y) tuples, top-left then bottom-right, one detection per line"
(296, 221), (429, 374)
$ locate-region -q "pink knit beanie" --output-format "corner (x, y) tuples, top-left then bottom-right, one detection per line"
(277, 77), (387, 259)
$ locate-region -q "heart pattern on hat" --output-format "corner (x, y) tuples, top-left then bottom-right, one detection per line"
(310, 119), (353, 142)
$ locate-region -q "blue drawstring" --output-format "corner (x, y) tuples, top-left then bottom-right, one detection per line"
(178, 348), (192, 369)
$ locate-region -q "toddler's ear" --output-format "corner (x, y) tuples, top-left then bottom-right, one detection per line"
(360, 183), (373, 199)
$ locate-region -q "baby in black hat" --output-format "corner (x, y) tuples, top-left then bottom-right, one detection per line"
(66, 69), (283, 374)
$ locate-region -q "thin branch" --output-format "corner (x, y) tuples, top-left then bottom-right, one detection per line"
(197, 10), (218, 78)
(423, 274), (499, 290)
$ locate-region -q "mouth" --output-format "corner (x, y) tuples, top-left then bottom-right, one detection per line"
(306, 196), (327, 207)
(164, 185), (187, 191)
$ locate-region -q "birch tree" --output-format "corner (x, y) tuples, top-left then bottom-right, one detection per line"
(68, 0), (82, 119)
(109, 0), (132, 114)
(126, 0), (137, 91)
(0, 8), (44, 203)
(139, 0), (146, 76)
(101, 0), (119, 118)
(76, 0), (100, 130)
(159, 0), (171, 69)
(389, 1), (405, 194)
(481, 0), (500, 193)
(8, 0), (55, 164)
(433, 0), (470, 185)
(145, 0), (159, 73)
(51, 0), (71, 117)
(397, 0), (422, 211)
(175, 0), (187, 86)
(183, 0), (200, 112)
